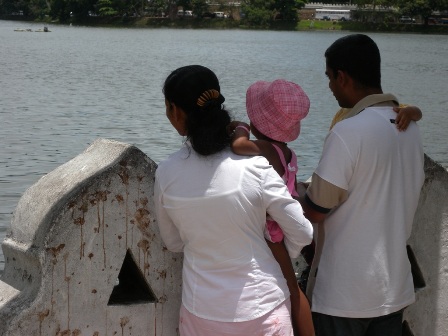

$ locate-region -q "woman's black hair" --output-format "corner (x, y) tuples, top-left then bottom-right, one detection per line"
(163, 65), (231, 156)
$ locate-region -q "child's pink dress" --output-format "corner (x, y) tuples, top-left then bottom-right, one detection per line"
(265, 144), (299, 243)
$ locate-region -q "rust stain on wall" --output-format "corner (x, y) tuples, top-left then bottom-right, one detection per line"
(73, 216), (85, 259)
(74, 198), (89, 259)
(38, 309), (50, 336)
(92, 191), (108, 267)
(56, 330), (71, 336)
(63, 252), (71, 330)
(47, 244), (66, 258)
(120, 316), (130, 336)
(157, 294), (168, 307)
(47, 244), (65, 314)
(118, 161), (129, 184)
(137, 239), (150, 274)
(117, 165), (130, 250)
(69, 196), (89, 260)
(134, 207), (150, 234)
(157, 269), (167, 280)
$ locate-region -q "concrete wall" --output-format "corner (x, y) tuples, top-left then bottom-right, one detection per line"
(0, 140), (447, 335)
(403, 155), (448, 336)
(0, 139), (182, 336)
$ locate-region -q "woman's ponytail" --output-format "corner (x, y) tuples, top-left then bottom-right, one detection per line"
(163, 65), (232, 156)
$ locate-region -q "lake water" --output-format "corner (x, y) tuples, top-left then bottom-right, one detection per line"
(1, 20), (447, 271)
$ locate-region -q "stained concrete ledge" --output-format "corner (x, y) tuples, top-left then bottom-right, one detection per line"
(0, 140), (447, 335)
(0, 139), (182, 336)
(403, 155), (448, 336)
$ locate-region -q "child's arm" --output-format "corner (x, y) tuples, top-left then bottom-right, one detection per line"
(229, 121), (272, 159)
(228, 121), (264, 156)
(393, 105), (422, 132)
(228, 121), (283, 174)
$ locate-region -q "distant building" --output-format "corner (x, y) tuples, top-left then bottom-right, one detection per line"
(300, 2), (356, 20)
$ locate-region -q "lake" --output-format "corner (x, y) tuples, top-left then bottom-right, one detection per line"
(1, 20), (447, 271)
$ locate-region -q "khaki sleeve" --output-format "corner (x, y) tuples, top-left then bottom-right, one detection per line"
(329, 108), (351, 130)
(306, 173), (348, 211)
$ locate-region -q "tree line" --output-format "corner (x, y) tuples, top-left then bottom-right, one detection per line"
(1, 0), (447, 25)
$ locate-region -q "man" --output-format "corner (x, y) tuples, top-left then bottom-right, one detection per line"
(299, 34), (425, 335)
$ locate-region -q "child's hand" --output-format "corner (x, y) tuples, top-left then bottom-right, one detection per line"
(296, 181), (309, 197)
(393, 105), (422, 132)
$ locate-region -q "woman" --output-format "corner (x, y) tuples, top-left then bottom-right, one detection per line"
(154, 65), (313, 335)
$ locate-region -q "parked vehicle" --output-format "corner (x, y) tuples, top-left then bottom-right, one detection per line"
(177, 10), (193, 17)
(315, 9), (351, 21)
(400, 16), (415, 23)
(214, 12), (226, 18)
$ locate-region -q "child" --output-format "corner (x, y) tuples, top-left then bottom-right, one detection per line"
(228, 79), (313, 336)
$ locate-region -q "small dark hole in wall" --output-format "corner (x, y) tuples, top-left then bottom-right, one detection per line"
(406, 245), (426, 290)
(402, 320), (415, 336)
(108, 249), (157, 305)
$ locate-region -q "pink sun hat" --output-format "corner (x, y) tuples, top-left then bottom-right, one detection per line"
(246, 79), (310, 142)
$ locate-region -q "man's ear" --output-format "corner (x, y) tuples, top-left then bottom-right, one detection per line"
(337, 70), (356, 91)
(337, 70), (349, 86)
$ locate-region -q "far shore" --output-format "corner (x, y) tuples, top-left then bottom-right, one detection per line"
(3, 15), (448, 34)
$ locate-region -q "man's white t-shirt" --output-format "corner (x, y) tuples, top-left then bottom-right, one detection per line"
(309, 104), (424, 318)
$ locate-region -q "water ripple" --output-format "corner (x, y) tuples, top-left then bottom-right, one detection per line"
(0, 22), (447, 271)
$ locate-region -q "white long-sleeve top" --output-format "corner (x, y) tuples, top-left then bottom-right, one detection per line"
(154, 145), (313, 322)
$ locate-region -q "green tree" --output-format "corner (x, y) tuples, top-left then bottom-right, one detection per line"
(241, 0), (305, 25)
(165, 0), (177, 19)
(29, 0), (51, 18)
(241, 0), (274, 26)
(147, 0), (167, 16)
(353, 0), (448, 23)
(352, 0), (396, 9)
(0, 0), (20, 15)
(69, 0), (98, 17)
(48, 0), (98, 21)
(97, 0), (116, 15)
(273, 0), (305, 20)
(398, 0), (432, 19)
(176, 0), (190, 10)
(49, 0), (70, 20)
(1, 0), (34, 16)
(396, 0), (448, 23)
(191, 0), (207, 17)
(96, 0), (133, 16)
